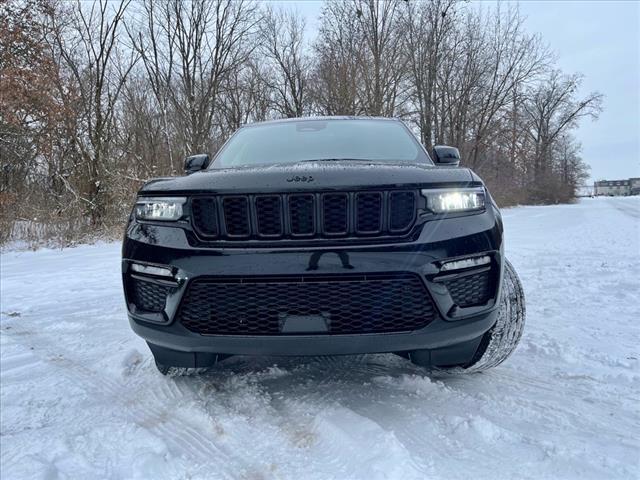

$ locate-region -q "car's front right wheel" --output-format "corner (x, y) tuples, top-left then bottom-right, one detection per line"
(410, 259), (526, 373)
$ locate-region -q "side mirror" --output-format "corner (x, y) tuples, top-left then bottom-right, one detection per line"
(432, 145), (461, 167)
(184, 154), (211, 174)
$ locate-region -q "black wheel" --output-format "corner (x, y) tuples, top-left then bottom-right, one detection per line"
(411, 259), (526, 373)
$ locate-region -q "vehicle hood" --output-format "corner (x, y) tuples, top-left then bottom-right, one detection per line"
(140, 161), (477, 195)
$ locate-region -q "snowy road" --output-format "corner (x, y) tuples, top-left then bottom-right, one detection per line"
(1, 197), (639, 479)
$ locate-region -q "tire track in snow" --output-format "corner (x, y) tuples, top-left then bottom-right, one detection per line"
(609, 198), (640, 219)
(1, 326), (244, 477)
(225, 355), (433, 476)
(488, 364), (638, 405)
(0, 350), (43, 378)
(173, 354), (433, 477)
(0, 342), (47, 471)
(310, 406), (426, 479)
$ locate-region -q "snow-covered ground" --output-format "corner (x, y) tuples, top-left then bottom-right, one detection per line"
(1, 196), (639, 480)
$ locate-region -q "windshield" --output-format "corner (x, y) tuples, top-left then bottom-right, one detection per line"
(210, 119), (431, 168)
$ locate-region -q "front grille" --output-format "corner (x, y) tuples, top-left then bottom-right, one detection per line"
(190, 190), (417, 242)
(444, 270), (492, 307)
(177, 273), (435, 335)
(130, 278), (174, 312)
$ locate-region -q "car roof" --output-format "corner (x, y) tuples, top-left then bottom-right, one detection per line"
(240, 116), (403, 128)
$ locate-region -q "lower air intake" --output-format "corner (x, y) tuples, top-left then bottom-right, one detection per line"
(130, 278), (174, 312)
(177, 273), (436, 335)
(444, 270), (492, 307)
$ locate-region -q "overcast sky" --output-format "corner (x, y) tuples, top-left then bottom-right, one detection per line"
(282, 0), (639, 182)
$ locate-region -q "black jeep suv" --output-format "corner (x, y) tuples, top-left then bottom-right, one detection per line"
(122, 117), (525, 375)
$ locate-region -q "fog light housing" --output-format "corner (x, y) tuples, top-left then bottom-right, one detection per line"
(441, 255), (490, 272)
(130, 263), (173, 278)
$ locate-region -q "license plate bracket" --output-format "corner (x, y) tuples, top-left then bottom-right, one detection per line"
(279, 313), (330, 333)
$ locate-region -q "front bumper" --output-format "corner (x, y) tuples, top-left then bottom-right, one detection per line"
(122, 207), (504, 361)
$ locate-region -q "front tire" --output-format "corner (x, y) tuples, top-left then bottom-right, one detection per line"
(461, 259), (526, 372)
(411, 259), (526, 373)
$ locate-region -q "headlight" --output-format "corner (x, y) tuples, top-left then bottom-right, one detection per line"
(134, 197), (186, 221)
(422, 188), (485, 213)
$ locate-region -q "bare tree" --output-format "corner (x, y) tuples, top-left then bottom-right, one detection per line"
(353, 0), (406, 116)
(311, 1), (362, 115)
(402, 0), (457, 148)
(165, 0), (257, 154)
(127, 0), (178, 173)
(554, 135), (589, 200)
(465, 5), (549, 169)
(523, 71), (602, 200)
(49, 0), (138, 225)
(312, 0), (406, 117)
(260, 7), (309, 118)
(218, 58), (271, 135)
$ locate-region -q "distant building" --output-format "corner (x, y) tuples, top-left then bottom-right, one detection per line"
(594, 179), (636, 196)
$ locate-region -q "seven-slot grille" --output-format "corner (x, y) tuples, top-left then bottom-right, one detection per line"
(177, 273), (436, 335)
(191, 190), (417, 241)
